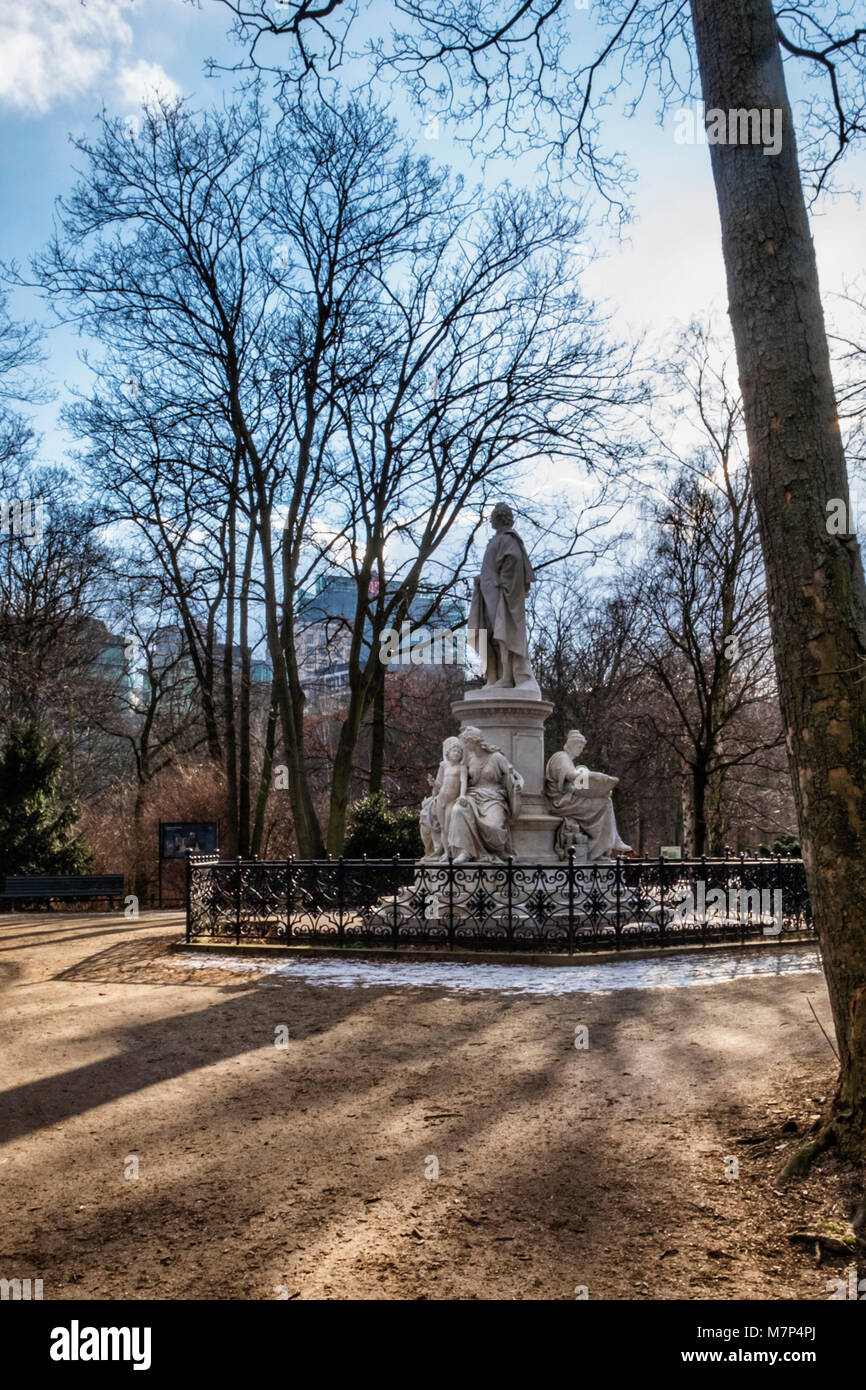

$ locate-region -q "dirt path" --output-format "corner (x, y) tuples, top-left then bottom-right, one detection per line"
(0, 912), (856, 1300)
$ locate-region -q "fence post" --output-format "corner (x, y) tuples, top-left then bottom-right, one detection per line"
(337, 856), (345, 948)
(567, 847), (575, 956)
(392, 856), (400, 949)
(700, 853), (708, 946)
(361, 853), (368, 945)
(615, 854), (622, 947)
(286, 856), (293, 941)
(740, 851), (748, 943)
(506, 855), (514, 950)
(658, 853), (666, 949)
(447, 854), (455, 951)
(235, 856), (242, 945)
(185, 851), (192, 941)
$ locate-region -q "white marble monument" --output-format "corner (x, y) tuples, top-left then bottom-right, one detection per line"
(419, 503), (630, 866)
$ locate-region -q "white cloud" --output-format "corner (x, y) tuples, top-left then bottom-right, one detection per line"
(116, 59), (181, 109)
(0, 0), (179, 116)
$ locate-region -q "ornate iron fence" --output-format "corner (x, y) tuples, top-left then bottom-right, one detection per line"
(185, 852), (814, 954)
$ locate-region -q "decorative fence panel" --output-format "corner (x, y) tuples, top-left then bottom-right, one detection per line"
(186, 853), (814, 954)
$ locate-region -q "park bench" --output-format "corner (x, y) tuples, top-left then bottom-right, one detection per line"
(0, 874), (125, 911)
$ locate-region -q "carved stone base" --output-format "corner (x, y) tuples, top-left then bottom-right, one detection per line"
(554, 817), (590, 863)
(451, 691), (560, 863)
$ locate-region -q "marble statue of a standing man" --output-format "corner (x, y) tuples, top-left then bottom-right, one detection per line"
(468, 502), (540, 694)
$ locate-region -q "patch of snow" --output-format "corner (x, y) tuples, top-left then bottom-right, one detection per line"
(175, 947), (823, 997)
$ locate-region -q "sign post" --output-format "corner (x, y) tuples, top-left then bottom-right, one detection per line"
(158, 822), (220, 908)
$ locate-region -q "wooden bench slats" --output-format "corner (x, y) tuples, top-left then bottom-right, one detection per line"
(0, 875), (124, 903)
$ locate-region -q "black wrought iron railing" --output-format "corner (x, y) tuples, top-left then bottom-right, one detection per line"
(185, 852), (814, 954)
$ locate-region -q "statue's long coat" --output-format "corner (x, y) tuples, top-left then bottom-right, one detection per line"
(468, 528), (534, 659)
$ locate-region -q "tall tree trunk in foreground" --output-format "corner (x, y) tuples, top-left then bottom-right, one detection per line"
(691, 0), (866, 1159)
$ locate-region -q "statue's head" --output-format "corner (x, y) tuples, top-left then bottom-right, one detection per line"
(565, 729), (586, 758)
(490, 502), (514, 530)
(442, 735), (463, 763)
(460, 725), (494, 754)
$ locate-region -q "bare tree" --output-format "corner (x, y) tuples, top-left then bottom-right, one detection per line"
(0, 464), (110, 727)
(531, 572), (672, 852)
(638, 464), (782, 855)
(34, 95), (309, 854)
(632, 323), (784, 855)
(83, 576), (208, 899)
(36, 92), (638, 856)
(828, 284), (866, 479)
(296, 164), (639, 846)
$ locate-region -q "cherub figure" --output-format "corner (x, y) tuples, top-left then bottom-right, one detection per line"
(419, 737), (468, 862)
(434, 736), (467, 855)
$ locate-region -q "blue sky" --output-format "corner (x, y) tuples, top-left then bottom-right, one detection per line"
(0, 0), (235, 461)
(1, 0), (864, 488)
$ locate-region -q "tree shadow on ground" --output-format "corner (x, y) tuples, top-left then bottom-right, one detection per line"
(0, 963), (388, 1145)
(0, 957), (842, 1299)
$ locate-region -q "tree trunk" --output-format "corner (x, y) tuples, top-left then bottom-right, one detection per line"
(237, 522), (256, 858)
(251, 690), (278, 859)
(255, 501), (325, 858)
(222, 478), (239, 858)
(691, 0), (866, 1156)
(132, 782), (148, 904)
(683, 759), (709, 856)
(226, 367), (325, 859)
(327, 689), (369, 855)
(692, 761), (708, 858)
(705, 766), (729, 856)
(673, 799), (684, 849)
(368, 667), (386, 796)
(681, 774), (695, 855)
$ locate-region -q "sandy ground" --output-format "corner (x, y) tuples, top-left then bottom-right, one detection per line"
(0, 910), (859, 1301)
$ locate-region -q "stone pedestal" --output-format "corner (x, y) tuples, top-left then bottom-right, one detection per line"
(451, 688), (562, 863)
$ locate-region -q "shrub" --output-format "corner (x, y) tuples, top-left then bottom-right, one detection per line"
(759, 833), (801, 858)
(0, 720), (92, 878)
(342, 793), (422, 859)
